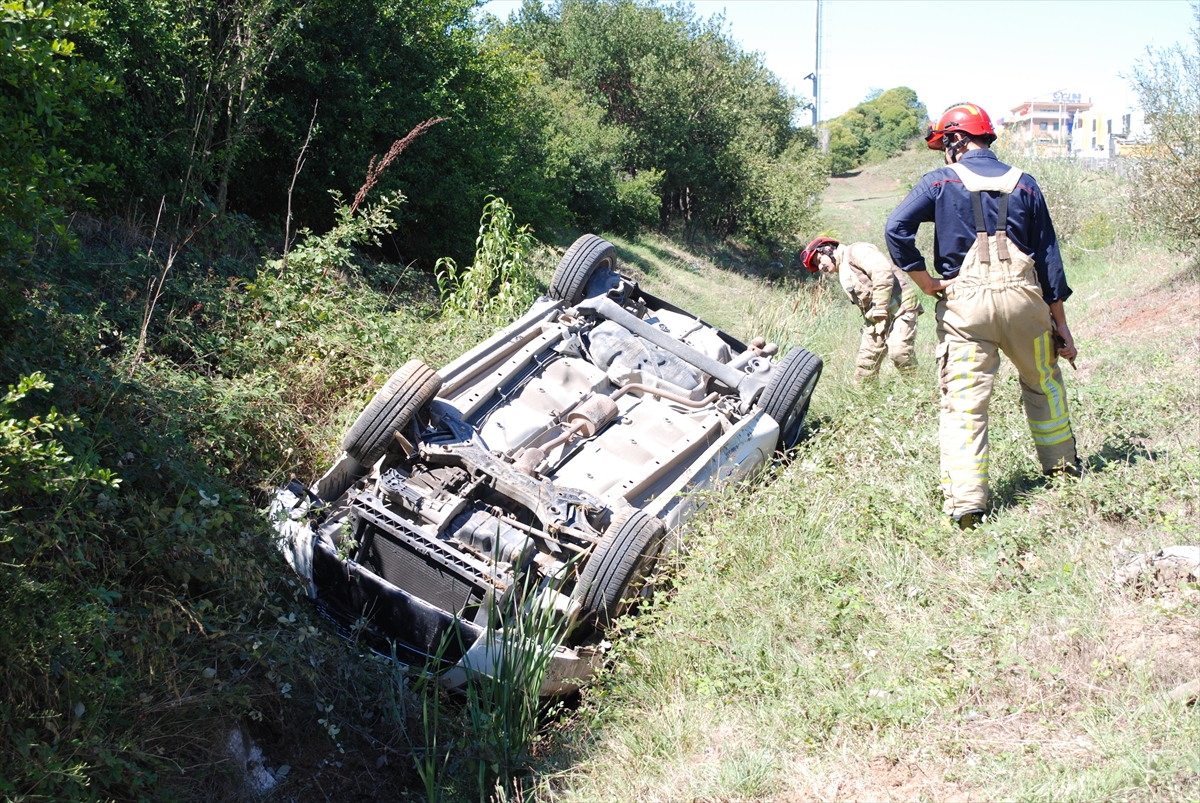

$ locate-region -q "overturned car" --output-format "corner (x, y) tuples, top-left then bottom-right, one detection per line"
(271, 235), (822, 693)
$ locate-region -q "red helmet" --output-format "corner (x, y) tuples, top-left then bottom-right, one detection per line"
(801, 237), (839, 272)
(926, 103), (996, 150)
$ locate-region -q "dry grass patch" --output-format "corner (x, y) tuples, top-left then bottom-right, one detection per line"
(777, 754), (980, 803)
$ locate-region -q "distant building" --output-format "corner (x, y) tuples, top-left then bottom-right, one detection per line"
(1071, 106), (1150, 159)
(999, 91), (1093, 157)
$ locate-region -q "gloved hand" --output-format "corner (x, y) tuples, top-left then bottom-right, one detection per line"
(866, 306), (888, 324)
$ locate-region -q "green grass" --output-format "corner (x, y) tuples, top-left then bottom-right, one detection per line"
(3, 155), (1194, 801)
(537, 161), (1200, 801)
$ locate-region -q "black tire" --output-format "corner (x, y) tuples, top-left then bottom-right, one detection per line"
(342, 360), (442, 467)
(574, 508), (665, 626)
(549, 234), (618, 305)
(758, 346), (823, 452)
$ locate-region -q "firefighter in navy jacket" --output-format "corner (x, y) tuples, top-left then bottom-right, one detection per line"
(885, 103), (1080, 528)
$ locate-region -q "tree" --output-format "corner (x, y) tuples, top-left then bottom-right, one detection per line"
(505, 0), (825, 245)
(1127, 2), (1200, 249)
(0, 0), (114, 258)
(78, 0), (300, 218)
(826, 86), (927, 174)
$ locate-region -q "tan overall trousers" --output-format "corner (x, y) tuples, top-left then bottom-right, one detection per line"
(835, 243), (924, 381)
(936, 163), (1078, 518)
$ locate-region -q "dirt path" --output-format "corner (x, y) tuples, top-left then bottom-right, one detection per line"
(819, 149), (939, 247)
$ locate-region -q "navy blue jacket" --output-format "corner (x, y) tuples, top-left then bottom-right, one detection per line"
(884, 149), (1071, 304)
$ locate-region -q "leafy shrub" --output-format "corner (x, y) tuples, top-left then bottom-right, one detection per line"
(612, 168), (665, 232)
(1127, 3), (1200, 249)
(735, 137), (831, 248)
(0, 0), (114, 257)
(827, 87), (928, 175)
(436, 197), (539, 321)
(0, 372), (119, 551)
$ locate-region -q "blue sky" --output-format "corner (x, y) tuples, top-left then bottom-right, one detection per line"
(480, 0), (1193, 123)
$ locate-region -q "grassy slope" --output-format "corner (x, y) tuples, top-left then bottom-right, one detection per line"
(0, 210), (546, 800)
(544, 152), (1200, 801)
(8, 152), (1193, 800)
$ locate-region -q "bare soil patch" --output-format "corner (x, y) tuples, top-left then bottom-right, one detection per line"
(778, 756), (980, 802)
(1076, 252), (1199, 350)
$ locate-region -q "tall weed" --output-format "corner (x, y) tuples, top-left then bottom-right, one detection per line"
(437, 196), (538, 322)
(460, 578), (571, 798)
(404, 570), (574, 802)
(993, 147), (1138, 253)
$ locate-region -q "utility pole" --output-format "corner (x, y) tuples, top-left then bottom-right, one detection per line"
(815, 0), (829, 152)
(805, 0), (823, 129)
(815, 0), (823, 128)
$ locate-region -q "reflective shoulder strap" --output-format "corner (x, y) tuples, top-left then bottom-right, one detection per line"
(970, 191), (990, 264)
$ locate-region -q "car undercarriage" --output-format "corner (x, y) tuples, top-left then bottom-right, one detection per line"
(271, 235), (822, 693)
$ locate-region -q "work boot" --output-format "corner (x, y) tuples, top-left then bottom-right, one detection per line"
(954, 510), (985, 531)
(1044, 458), (1083, 479)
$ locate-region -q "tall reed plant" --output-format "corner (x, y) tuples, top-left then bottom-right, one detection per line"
(401, 569), (574, 802)
(459, 579), (571, 800)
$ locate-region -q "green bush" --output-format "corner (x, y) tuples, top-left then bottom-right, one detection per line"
(0, 0), (114, 259)
(506, 0), (826, 245)
(437, 196), (540, 322)
(1127, 3), (1200, 249)
(826, 87), (928, 175)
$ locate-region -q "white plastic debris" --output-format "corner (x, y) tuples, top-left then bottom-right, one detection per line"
(227, 728), (278, 795)
(1113, 546), (1200, 589)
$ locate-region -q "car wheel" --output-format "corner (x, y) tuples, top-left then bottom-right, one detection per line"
(549, 234), (618, 305)
(574, 508), (665, 626)
(342, 360), (442, 467)
(758, 346), (822, 452)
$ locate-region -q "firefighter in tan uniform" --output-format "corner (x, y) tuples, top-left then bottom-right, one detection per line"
(801, 237), (923, 381)
(885, 103), (1080, 529)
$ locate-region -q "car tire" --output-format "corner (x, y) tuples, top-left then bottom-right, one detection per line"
(549, 234), (618, 306)
(759, 346), (822, 452)
(342, 360), (442, 467)
(575, 508), (665, 626)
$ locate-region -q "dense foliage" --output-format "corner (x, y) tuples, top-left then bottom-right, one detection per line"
(1128, 2), (1200, 249)
(826, 86), (928, 175)
(22, 0), (830, 269)
(506, 0), (828, 242)
(0, 0), (113, 258)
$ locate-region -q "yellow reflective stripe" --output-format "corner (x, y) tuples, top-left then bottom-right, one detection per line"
(1030, 421), (1071, 438)
(941, 474), (989, 485)
(1030, 420), (1071, 440)
(1029, 416), (1070, 431)
(1031, 330), (1073, 446)
(956, 344), (974, 444)
(942, 340), (990, 486)
(1032, 429), (1074, 446)
(1034, 332), (1066, 421)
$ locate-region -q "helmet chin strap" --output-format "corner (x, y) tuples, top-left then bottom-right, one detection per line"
(943, 132), (968, 164)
